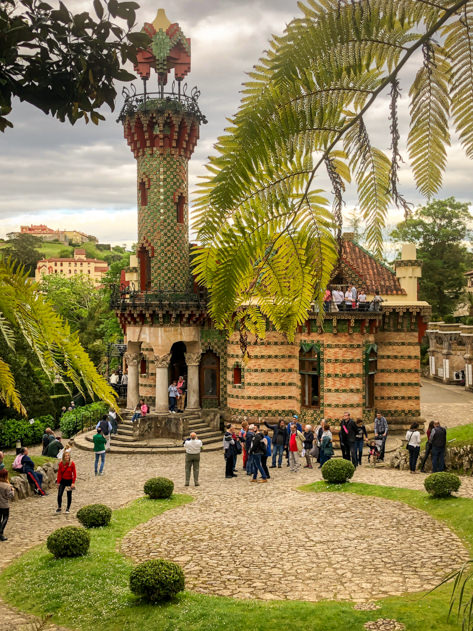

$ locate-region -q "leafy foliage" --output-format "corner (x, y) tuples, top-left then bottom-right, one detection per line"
(424, 472), (461, 498)
(0, 0), (150, 131)
(59, 402), (109, 438)
(46, 526), (90, 559)
(76, 504), (112, 528)
(391, 198), (472, 319)
(129, 559), (185, 602)
(321, 458), (355, 483)
(0, 414), (54, 449)
(1, 234), (43, 276)
(193, 0), (473, 344)
(144, 477), (174, 500)
(0, 258), (116, 415)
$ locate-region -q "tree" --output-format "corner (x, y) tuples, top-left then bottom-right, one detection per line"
(0, 0), (149, 131)
(192, 0), (473, 347)
(0, 258), (116, 415)
(391, 198), (472, 319)
(2, 233), (43, 276)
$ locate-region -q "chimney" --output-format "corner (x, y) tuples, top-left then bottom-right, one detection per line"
(394, 244), (422, 301)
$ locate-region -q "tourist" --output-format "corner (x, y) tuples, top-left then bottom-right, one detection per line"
(0, 469), (14, 541)
(346, 414), (359, 467)
(323, 288), (332, 312)
(60, 406), (67, 417)
(93, 427), (107, 476)
(288, 423), (304, 472)
(261, 429), (271, 478)
(355, 419), (368, 465)
(96, 415), (112, 451)
(131, 404), (141, 423)
(21, 448), (46, 495)
(56, 451), (76, 513)
(303, 424), (314, 468)
(0, 451), (4, 471)
(46, 433), (64, 458)
(286, 415), (303, 466)
(374, 413), (388, 461)
(140, 399), (150, 415)
(339, 413), (351, 461)
(406, 422), (421, 474)
(369, 289), (384, 311)
(168, 380), (179, 413)
(333, 287), (344, 311)
(239, 420), (248, 471)
(177, 376), (186, 413)
(344, 287), (353, 311)
(245, 424), (256, 476)
(249, 427), (268, 482)
(265, 419), (287, 468)
(41, 427), (55, 455)
(420, 421), (435, 472)
(350, 284), (358, 302)
(223, 424), (238, 479)
(319, 423), (334, 467)
(184, 431), (202, 487)
(367, 440), (380, 464)
(430, 421), (447, 472)
(110, 371), (120, 391)
(108, 408), (118, 435)
(358, 290), (368, 311)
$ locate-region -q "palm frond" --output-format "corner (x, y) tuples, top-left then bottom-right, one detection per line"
(0, 357), (26, 415)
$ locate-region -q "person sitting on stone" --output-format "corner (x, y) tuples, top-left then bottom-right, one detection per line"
(131, 404), (141, 423)
(46, 434), (64, 458)
(20, 448), (46, 496)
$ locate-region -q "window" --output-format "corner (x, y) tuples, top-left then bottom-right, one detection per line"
(140, 359), (147, 375)
(139, 181), (148, 207)
(176, 194), (185, 223)
(299, 344), (320, 408)
(138, 247), (152, 291)
(365, 344), (378, 409)
(233, 364), (242, 385)
(199, 350), (220, 406)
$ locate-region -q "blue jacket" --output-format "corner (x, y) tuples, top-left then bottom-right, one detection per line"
(265, 435), (272, 456)
(287, 422), (303, 435)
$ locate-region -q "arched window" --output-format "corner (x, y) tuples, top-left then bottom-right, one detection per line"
(138, 246), (151, 291)
(140, 358), (147, 375)
(199, 351), (220, 406)
(365, 344), (378, 409)
(176, 194), (185, 224)
(139, 181), (148, 207)
(233, 364), (242, 385)
(300, 344), (320, 408)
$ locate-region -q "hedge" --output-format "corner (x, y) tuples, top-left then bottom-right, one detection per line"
(60, 402), (109, 438)
(321, 458), (356, 484)
(47, 526), (90, 559)
(0, 415), (55, 449)
(424, 472), (462, 498)
(129, 559), (185, 602)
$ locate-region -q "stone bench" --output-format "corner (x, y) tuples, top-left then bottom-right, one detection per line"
(10, 461), (59, 501)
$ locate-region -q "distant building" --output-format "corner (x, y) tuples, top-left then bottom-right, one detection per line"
(35, 249), (109, 286)
(18, 225), (97, 244)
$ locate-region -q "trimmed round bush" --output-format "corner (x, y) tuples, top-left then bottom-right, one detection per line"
(424, 472), (461, 498)
(130, 559), (185, 602)
(47, 526), (90, 558)
(144, 477), (174, 499)
(321, 458), (355, 483)
(76, 504), (112, 528)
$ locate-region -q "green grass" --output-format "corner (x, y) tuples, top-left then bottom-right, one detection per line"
(2, 454), (56, 477)
(0, 486), (471, 631)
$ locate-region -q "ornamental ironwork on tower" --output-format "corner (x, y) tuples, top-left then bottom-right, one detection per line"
(118, 9), (206, 295)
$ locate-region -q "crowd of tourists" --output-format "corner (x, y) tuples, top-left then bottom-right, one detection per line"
(323, 285), (384, 312)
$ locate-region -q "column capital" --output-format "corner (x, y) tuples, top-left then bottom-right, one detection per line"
(124, 351), (142, 367)
(185, 351), (201, 366)
(154, 353), (171, 368)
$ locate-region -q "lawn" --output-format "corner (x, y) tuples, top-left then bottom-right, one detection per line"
(2, 454), (56, 477)
(0, 485), (471, 631)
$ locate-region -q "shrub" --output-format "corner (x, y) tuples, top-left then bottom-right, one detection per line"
(60, 401), (109, 438)
(424, 472), (461, 498)
(321, 458), (355, 483)
(144, 477), (174, 499)
(47, 526), (90, 558)
(129, 559), (185, 602)
(76, 504), (112, 528)
(0, 415), (54, 449)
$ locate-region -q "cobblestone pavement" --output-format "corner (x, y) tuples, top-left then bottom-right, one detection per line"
(1, 438), (473, 629)
(421, 379), (473, 427)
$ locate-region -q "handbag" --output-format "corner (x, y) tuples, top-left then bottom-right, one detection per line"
(406, 431), (415, 449)
(310, 445), (319, 458)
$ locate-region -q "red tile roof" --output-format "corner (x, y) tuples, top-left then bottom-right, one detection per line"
(339, 238), (406, 295)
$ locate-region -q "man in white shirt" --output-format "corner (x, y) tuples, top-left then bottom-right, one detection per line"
(184, 432), (203, 486)
(332, 288), (344, 311)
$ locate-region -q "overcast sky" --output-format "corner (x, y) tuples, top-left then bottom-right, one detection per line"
(1, 0), (472, 247)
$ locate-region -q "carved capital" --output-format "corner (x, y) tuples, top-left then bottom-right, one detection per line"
(185, 352), (201, 366)
(154, 353), (171, 368)
(124, 352), (142, 368)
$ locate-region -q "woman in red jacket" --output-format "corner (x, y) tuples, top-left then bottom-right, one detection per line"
(56, 451), (76, 514)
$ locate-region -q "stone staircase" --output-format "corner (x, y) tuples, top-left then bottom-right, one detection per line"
(73, 410), (223, 454)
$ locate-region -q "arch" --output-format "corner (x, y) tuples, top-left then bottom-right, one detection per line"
(299, 344), (320, 408)
(138, 246), (152, 291)
(199, 350), (220, 407)
(169, 341), (187, 383)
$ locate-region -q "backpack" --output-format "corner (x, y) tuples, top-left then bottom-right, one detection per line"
(234, 440), (242, 455)
(12, 453), (24, 471)
(250, 433), (266, 455)
(99, 419), (110, 435)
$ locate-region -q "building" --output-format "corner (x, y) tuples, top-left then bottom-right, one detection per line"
(18, 225), (97, 244)
(426, 323), (473, 389)
(114, 9), (431, 433)
(35, 249), (109, 286)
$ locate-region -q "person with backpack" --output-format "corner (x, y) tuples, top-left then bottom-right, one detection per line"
(55, 451), (77, 513)
(405, 422), (421, 474)
(46, 434), (64, 458)
(264, 419), (287, 468)
(429, 421), (447, 472)
(96, 415), (112, 451)
(108, 409), (118, 435)
(93, 427), (107, 476)
(0, 469), (14, 541)
(249, 426), (268, 483)
(20, 448), (46, 495)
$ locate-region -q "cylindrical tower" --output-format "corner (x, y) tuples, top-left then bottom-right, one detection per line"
(119, 9), (206, 294)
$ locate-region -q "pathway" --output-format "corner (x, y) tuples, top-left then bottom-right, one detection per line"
(421, 378), (473, 427)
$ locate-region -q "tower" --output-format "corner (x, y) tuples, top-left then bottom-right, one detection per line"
(120, 9), (206, 293)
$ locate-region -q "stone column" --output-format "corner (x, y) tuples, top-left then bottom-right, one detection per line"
(185, 352), (201, 410)
(124, 351), (142, 410)
(426, 332), (436, 378)
(154, 353), (171, 415)
(463, 336), (473, 391)
(442, 335), (454, 384)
